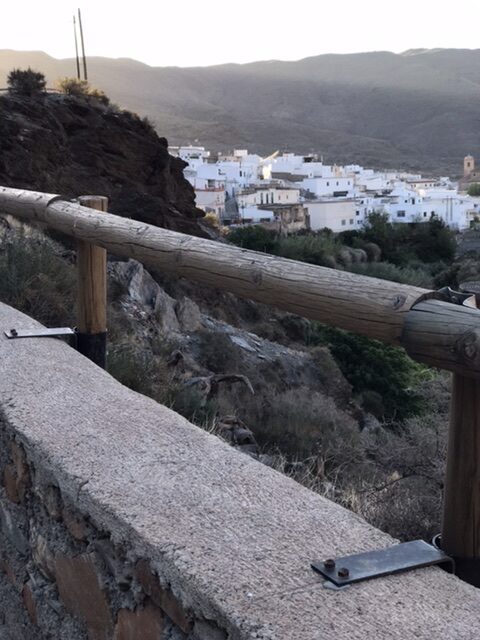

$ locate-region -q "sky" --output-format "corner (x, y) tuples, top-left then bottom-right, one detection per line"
(1, 0), (479, 68)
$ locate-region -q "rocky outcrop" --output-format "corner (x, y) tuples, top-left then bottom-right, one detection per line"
(0, 93), (207, 236)
(108, 258), (360, 458)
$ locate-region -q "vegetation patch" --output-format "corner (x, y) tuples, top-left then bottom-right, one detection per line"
(0, 229), (76, 326)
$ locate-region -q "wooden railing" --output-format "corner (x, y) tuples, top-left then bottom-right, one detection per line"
(1, 186), (480, 583)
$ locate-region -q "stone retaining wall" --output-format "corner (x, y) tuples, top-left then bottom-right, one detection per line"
(0, 431), (199, 639)
(0, 302), (480, 639)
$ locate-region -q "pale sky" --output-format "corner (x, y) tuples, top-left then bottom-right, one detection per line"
(1, 0), (479, 68)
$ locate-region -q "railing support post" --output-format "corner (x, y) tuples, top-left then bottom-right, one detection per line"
(76, 195), (108, 369)
(441, 373), (480, 586)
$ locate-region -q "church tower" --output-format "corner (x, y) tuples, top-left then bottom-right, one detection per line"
(464, 155), (475, 177)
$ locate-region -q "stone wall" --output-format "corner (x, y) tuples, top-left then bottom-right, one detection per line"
(0, 433), (198, 639)
(0, 301), (480, 640)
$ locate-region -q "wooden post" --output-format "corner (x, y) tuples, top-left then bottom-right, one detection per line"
(441, 373), (480, 585)
(76, 195), (107, 368)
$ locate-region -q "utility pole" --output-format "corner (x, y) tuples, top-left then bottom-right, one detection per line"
(78, 8), (88, 81)
(73, 16), (81, 80)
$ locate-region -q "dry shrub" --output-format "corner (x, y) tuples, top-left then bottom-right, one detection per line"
(258, 373), (450, 542)
(249, 387), (363, 463)
(196, 331), (240, 373)
(0, 229), (76, 326)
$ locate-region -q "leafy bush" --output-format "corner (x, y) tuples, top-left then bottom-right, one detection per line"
(7, 68), (46, 96)
(276, 234), (340, 267)
(347, 261), (434, 288)
(309, 324), (430, 421)
(228, 226), (342, 267)
(341, 212), (456, 266)
(228, 226), (278, 253)
(467, 183), (480, 197)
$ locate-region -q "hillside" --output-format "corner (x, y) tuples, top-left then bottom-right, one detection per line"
(0, 88), (206, 236)
(1, 48), (479, 174)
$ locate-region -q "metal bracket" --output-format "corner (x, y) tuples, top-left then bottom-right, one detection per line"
(4, 327), (76, 343)
(416, 286), (477, 308)
(311, 540), (455, 587)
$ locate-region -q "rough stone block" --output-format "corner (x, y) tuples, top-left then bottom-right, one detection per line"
(62, 508), (89, 541)
(3, 465), (19, 503)
(176, 298), (202, 332)
(32, 534), (55, 580)
(0, 557), (17, 586)
(135, 560), (192, 633)
(21, 582), (37, 625)
(113, 603), (164, 640)
(54, 552), (113, 640)
(40, 485), (63, 521)
(193, 619), (227, 640)
(0, 503), (28, 556)
(10, 441), (30, 500)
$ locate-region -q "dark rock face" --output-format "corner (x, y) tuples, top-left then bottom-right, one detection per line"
(0, 93), (206, 236)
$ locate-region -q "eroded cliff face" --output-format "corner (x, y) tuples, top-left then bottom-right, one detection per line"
(0, 93), (206, 236)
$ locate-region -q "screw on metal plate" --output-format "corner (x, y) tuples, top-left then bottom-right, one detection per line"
(312, 540), (455, 587)
(4, 327), (77, 343)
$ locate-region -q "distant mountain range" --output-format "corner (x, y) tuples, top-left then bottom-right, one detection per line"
(1, 48), (480, 175)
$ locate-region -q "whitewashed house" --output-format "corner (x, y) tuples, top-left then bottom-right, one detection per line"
(305, 199), (357, 232)
(300, 176), (354, 198)
(236, 186), (300, 209)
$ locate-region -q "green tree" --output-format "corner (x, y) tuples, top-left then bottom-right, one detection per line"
(310, 324), (429, 421)
(341, 212), (456, 266)
(7, 68), (46, 97)
(467, 183), (480, 197)
(228, 226), (278, 253)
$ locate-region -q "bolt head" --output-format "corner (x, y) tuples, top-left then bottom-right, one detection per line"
(323, 558), (335, 570)
(337, 567), (350, 578)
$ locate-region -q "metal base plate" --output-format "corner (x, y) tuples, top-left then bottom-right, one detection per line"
(4, 328), (75, 339)
(312, 540), (454, 586)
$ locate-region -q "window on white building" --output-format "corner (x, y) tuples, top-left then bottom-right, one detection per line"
(349, 219), (354, 225)
(397, 211), (406, 218)
(341, 219), (346, 226)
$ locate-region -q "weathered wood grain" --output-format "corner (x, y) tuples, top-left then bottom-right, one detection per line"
(442, 373), (480, 560)
(76, 195), (108, 335)
(0, 187), (426, 346)
(402, 299), (480, 377)
(2, 187), (480, 376)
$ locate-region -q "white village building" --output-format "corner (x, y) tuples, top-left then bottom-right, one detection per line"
(173, 145), (478, 232)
